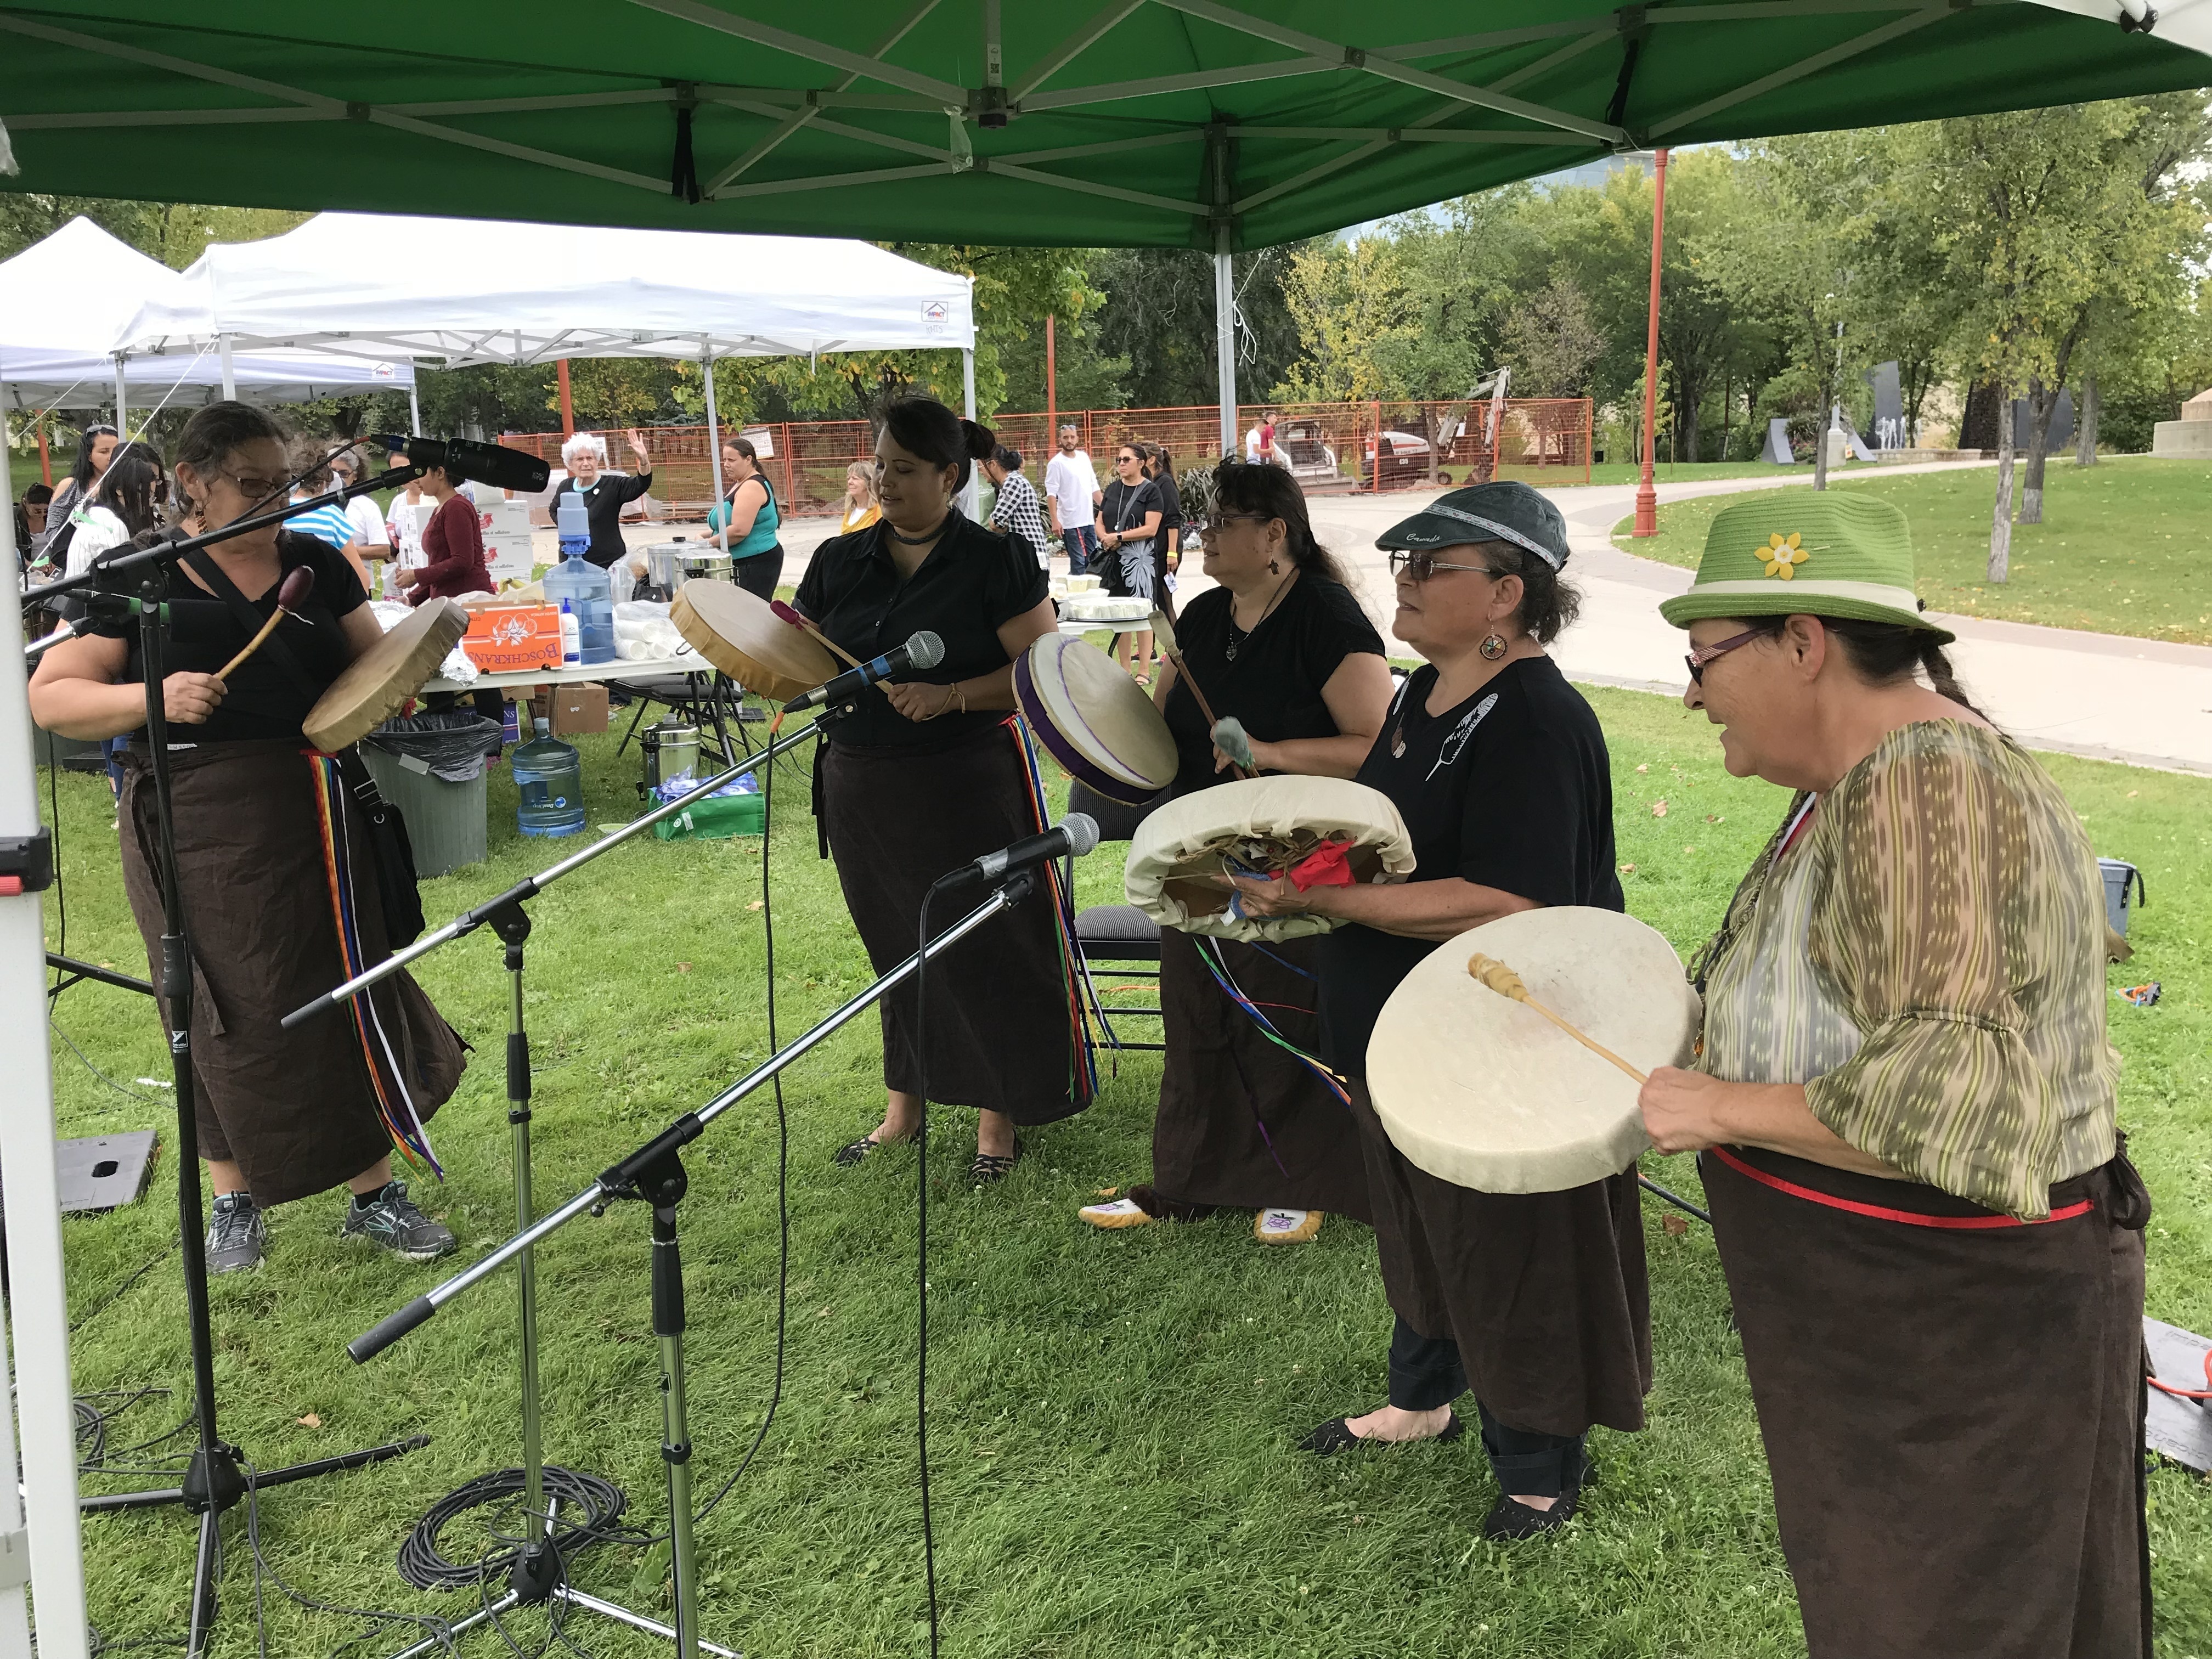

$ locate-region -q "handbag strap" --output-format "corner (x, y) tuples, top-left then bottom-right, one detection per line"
(182, 543), (323, 705)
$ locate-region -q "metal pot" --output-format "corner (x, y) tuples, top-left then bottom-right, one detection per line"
(639, 538), (697, 594)
(641, 716), (700, 794)
(677, 550), (733, 586)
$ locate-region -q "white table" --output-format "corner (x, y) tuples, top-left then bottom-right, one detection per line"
(1058, 615), (1152, 639)
(421, 658), (710, 696)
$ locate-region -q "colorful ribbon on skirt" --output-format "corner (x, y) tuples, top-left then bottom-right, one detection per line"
(1005, 715), (1099, 1109)
(306, 752), (443, 1177)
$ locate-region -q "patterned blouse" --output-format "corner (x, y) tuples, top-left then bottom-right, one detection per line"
(1694, 720), (2118, 1219)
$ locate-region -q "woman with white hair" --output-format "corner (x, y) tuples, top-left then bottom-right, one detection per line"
(550, 427), (653, 569)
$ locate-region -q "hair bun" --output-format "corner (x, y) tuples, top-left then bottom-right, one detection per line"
(961, 418), (997, 461)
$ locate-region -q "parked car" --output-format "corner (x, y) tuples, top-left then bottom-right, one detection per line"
(1361, 429), (1432, 486)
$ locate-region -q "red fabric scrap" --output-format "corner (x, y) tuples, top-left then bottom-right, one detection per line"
(1286, 838), (1357, 890)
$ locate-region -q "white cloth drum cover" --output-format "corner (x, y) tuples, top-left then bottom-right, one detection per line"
(1013, 633), (1178, 805)
(1365, 906), (1701, 1194)
(1124, 774), (1415, 943)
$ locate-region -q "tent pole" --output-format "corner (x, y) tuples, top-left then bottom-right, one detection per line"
(960, 347), (980, 521)
(1632, 146), (1671, 537)
(1214, 226), (1236, 462)
(701, 342), (724, 531)
(0, 398), (94, 1659)
(556, 358), (574, 434)
(114, 354), (127, 442)
(407, 382), (422, 435)
(218, 333), (235, 401)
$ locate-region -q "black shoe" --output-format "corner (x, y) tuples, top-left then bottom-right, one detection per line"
(834, 1132), (887, 1167)
(206, 1192), (266, 1276)
(968, 1137), (1022, 1186)
(341, 1181), (456, 1262)
(1479, 1450), (1595, 1541)
(1300, 1410), (1464, 1457)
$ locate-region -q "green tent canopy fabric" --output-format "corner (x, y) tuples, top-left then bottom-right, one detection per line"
(1, 2), (2205, 252)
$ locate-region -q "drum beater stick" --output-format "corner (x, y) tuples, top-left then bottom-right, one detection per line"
(214, 566), (316, 683)
(1148, 608), (1254, 780)
(769, 597), (865, 670)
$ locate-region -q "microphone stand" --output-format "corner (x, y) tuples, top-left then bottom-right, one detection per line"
(48, 492), (438, 1659)
(350, 874), (1042, 1659)
(275, 714), (838, 1659)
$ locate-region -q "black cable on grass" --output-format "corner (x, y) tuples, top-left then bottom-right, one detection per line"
(396, 1464), (639, 1592)
(49, 1021), (160, 1106)
(913, 876), (953, 1659)
(70, 1249), (168, 1332)
(690, 733), (790, 1532)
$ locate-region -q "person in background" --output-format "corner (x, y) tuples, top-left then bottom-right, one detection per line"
(286, 442), (379, 591)
(1259, 411), (1281, 466)
(328, 448), (392, 589)
(1045, 423), (1102, 577)
(16, 481), (53, 560)
(983, 445), (1052, 569)
(840, 459), (881, 534)
(37, 421), (119, 563)
(1144, 442), (1184, 630)
(1097, 441), (1163, 683)
(551, 428), (654, 571)
(63, 441), (166, 579)
(383, 442), (428, 598)
(394, 456), (491, 603)
(706, 436), (783, 600)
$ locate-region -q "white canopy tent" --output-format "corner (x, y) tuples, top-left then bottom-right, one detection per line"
(0, 217), (413, 436)
(116, 212), (980, 511)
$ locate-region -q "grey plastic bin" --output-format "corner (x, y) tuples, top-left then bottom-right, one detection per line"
(2097, 857), (2145, 939)
(360, 714), (501, 879)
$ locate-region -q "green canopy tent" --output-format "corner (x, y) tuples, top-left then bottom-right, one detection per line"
(3, 0), (2208, 453)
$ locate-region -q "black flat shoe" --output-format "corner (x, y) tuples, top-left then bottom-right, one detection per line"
(834, 1133), (887, 1167)
(1479, 1451), (1596, 1541)
(1300, 1410), (1464, 1457)
(968, 1137), (1022, 1186)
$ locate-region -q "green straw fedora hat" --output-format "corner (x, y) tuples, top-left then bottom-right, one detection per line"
(1658, 491), (1953, 645)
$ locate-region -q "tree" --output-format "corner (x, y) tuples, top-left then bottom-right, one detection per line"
(1914, 95), (2212, 576)
(1272, 235), (1421, 403)
(1501, 273), (1604, 397)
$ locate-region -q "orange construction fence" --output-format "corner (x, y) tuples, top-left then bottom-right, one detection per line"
(501, 398), (1591, 518)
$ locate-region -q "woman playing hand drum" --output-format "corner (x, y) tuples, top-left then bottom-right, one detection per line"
(797, 397), (1086, 1183)
(1078, 459), (1393, 1243)
(29, 402), (466, 1277)
(1229, 483), (1643, 1540)
(1642, 493), (2148, 1658)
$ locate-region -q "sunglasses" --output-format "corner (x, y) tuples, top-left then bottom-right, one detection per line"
(1685, 627), (1764, 685)
(1387, 549), (1502, 583)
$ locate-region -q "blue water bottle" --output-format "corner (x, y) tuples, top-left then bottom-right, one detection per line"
(512, 716), (586, 837)
(544, 496), (617, 665)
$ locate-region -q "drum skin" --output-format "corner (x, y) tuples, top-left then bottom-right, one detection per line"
(1124, 774), (1415, 943)
(1014, 633), (1177, 805)
(1365, 907), (1701, 1194)
(672, 582), (837, 703)
(304, 599), (470, 753)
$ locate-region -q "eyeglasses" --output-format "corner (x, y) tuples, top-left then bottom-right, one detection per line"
(222, 472), (286, 503)
(1684, 627), (1764, 685)
(1387, 550), (1502, 582)
(1210, 512), (1276, 529)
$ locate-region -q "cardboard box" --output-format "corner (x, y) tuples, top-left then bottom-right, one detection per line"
(529, 683), (608, 736)
(480, 498), (536, 588)
(462, 603), (564, 673)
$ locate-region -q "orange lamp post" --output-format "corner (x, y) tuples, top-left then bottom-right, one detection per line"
(1632, 147), (1671, 538)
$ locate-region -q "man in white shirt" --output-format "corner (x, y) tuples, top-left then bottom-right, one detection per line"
(1042, 424), (1103, 575)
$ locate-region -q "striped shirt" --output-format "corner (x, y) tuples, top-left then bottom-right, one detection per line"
(287, 497), (362, 551)
(1695, 720), (2118, 1219)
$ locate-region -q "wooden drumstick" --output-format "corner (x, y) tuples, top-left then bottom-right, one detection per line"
(216, 566), (315, 684)
(769, 597), (865, 670)
(1150, 607), (1255, 780)
(1466, 952), (1649, 1086)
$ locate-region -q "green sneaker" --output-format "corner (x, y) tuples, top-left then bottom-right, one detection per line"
(341, 1181), (456, 1261)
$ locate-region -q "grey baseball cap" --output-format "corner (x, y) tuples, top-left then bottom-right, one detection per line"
(1374, 480), (1570, 571)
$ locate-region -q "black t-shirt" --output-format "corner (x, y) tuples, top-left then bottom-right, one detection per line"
(1099, 478), (1160, 544)
(124, 532), (369, 744)
(552, 471), (654, 568)
(794, 509), (1048, 751)
(1161, 575), (1384, 797)
(1153, 470), (1183, 533)
(1319, 655), (1623, 1075)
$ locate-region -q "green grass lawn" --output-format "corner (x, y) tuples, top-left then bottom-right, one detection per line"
(1541, 460), (1800, 490)
(42, 690), (2212, 1657)
(1611, 457), (2212, 646)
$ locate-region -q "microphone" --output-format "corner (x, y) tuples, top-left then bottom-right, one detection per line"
(785, 630), (946, 713)
(371, 435), (552, 494)
(953, 814), (1101, 886)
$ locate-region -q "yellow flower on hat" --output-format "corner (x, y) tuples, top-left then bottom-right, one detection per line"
(1761, 532), (1809, 580)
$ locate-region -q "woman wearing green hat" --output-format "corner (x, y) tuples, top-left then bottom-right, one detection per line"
(1228, 481), (1646, 1541)
(1641, 491), (2149, 1656)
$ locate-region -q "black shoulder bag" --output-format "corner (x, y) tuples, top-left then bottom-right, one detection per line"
(183, 548), (426, 944)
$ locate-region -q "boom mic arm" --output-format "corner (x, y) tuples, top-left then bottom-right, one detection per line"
(371, 435), (551, 494)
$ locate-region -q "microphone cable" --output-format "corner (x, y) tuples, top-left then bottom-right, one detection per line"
(912, 870), (961, 1659)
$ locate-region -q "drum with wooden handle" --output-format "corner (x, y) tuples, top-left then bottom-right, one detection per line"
(1013, 633), (1177, 805)
(303, 599), (470, 753)
(1365, 907), (1702, 1194)
(670, 580), (838, 703)
(1123, 774), (1414, 943)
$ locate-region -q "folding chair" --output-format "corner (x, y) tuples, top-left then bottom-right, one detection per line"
(1064, 778), (1170, 1056)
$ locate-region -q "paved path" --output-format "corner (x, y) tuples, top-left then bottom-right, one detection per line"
(744, 459), (2212, 778)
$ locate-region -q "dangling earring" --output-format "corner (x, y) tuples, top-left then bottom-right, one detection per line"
(1479, 631), (1509, 661)
(1267, 560), (1280, 574)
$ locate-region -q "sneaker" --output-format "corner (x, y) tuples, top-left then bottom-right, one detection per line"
(1255, 1207), (1323, 1244)
(206, 1192), (266, 1275)
(341, 1181), (456, 1261)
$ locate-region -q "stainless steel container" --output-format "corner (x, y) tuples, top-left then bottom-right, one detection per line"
(677, 550), (733, 586)
(639, 538), (699, 594)
(641, 716), (700, 793)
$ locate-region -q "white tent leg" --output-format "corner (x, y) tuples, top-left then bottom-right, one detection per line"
(407, 382), (422, 434)
(701, 342), (724, 532)
(0, 416), (93, 1659)
(218, 332), (235, 401)
(1214, 229), (1237, 461)
(112, 354), (127, 440)
(959, 346), (980, 521)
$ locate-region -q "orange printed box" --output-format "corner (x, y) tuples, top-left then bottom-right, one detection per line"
(461, 604), (564, 673)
